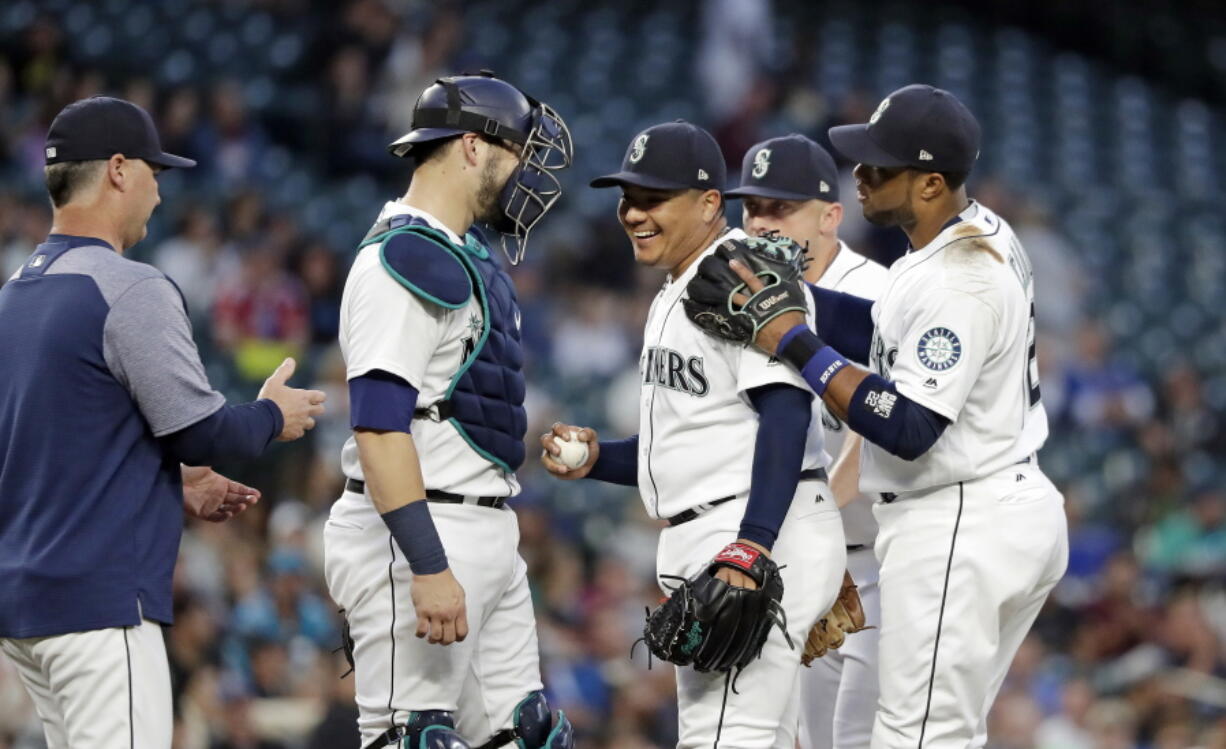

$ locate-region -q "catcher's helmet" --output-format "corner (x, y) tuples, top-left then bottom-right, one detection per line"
(389, 72), (535, 157)
(388, 71), (573, 265)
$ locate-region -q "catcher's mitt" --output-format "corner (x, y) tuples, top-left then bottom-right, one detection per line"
(683, 231), (809, 346)
(802, 571), (872, 666)
(644, 543), (791, 674)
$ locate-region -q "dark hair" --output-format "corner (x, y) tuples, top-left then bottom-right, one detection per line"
(938, 170), (969, 191)
(410, 137), (456, 167)
(413, 133), (518, 168)
(44, 160), (105, 208)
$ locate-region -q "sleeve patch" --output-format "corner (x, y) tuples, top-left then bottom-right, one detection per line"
(916, 327), (962, 371)
(379, 231), (473, 309)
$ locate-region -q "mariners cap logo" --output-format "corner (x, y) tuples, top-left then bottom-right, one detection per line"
(629, 133), (649, 164)
(869, 97), (891, 125)
(751, 147), (771, 179)
(917, 327), (962, 371)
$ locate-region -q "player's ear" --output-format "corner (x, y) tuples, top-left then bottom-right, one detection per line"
(917, 172), (947, 202)
(107, 154), (127, 192)
(460, 133), (483, 168)
(822, 201), (844, 233)
(700, 189), (723, 223)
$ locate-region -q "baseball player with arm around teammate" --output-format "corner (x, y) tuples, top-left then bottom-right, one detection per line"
(322, 72), (574, 749)
(726, 133), (888, 749)
(0, 96), (325, 749)
(684, 85), (1069, 749)
(541, 121), (847, 748)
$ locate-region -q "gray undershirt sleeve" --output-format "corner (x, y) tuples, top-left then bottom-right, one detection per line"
(103, 276), (226, 437)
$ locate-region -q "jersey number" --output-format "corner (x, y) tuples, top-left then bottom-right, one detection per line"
(1024, 302), (1041, 408)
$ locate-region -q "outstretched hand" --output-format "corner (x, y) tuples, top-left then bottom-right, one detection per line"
(258, 357), (327, 441)
(182, 466), (260, 522)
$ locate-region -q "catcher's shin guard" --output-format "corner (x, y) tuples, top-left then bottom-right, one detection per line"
(365, 710), (470, 749)
(474, 692), (574, 749)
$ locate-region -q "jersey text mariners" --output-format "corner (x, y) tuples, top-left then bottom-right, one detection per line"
(639, 228), (826, 519)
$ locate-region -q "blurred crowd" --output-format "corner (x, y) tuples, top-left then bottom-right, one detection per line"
(1, 1), (1224, 748)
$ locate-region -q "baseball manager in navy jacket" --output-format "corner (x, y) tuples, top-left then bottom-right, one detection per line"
(0, 96), (326, 748)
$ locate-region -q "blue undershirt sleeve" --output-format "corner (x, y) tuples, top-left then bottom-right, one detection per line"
(161, 399), (282, 465)
(349, 370), (419, 433)
(739, 384), (813, 550)
(845, 374), (950, 460)
(806, 284), (876, 364)
(586, 435), (638, 486)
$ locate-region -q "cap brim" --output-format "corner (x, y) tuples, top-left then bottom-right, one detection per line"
(827, 124), (909, 168)
(724, 184), (823, 201)
(386, 127), (465, 157)
(147, 152), (196, 169)
(589, 171), (692, 190)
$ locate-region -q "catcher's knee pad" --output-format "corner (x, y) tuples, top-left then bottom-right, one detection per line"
(386, 710), (470, 749)
(475, 692), (573, 749)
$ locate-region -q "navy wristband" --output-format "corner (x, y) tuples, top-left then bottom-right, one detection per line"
(777, 324), (821, 368)
(381, 502), (448, 575)
(800, 346), (852, 397)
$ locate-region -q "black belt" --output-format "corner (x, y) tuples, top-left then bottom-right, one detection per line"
(846, 544), (866, 551)
(345, 478), (507, 510)
(665, 467), (828, 527)
(880, 456), (1033, 504)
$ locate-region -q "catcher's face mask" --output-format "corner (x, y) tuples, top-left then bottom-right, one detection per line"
(491, 100), (573, 265)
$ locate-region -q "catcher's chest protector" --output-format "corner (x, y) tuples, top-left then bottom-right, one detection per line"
(362, 215), (528, 472)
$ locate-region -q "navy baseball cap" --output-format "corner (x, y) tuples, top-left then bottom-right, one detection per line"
(725, 134), (840, 202)
(45, 96), (196, 169)
(828, 84), (980, 173)
(590, 120), (725, 191)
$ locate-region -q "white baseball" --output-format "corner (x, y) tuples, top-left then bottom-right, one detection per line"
(555, 431), (590, 470)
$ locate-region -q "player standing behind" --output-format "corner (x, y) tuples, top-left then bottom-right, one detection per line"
(323, 72), (574, 749)
(725, 134), (887, 749)
(0, 96), (324, 749)
(542, 121), (846, 748)
(684, 84), (1069, 749)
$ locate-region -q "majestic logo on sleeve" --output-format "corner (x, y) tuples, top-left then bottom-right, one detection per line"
(917, 327), (962, 371)
(643, 346), (709, 397)
(752, 148), (771, 179)
(629, 134), (649, 164)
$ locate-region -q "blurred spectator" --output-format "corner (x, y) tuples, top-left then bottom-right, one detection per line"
(213, 243), (309, 381)
(0, 195), (50, 283)
(195, 81), (269, 188)
(1141, 491), (1226, 575)
(1059, 321), (1154, 430)
(303, 654), (360, 749)
(153, 206), (239, 322)
(230, 549), (337, 653)
(295, 242), (343, 344)
(1036, 678), (1097, 749)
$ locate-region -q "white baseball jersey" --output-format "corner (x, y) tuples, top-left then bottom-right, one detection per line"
(327, 201), (541, 748)
(639, 228), (825, 519)
(861, 201), (1048, 494)
(813, 241), (888, 547)
(338, 201), (519, 498)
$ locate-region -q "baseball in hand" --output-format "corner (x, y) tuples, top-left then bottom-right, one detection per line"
(556, 431), (590, 470)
